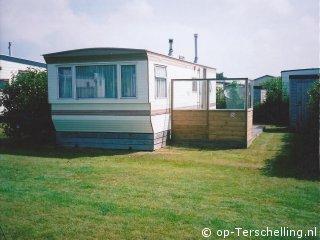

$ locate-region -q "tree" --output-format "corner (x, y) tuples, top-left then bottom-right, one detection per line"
(216, 72), (226, 80)
(262, 77), (283, 103)
(216, 87), (226, 109)
(0, 68), (54, 142)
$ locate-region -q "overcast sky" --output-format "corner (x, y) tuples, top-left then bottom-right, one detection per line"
(0, 0), (319, 78)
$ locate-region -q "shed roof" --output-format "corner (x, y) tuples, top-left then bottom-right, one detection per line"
(253, 75), (275, 81)
(0, 54), (46, 68)
(281, 68), (320, 73)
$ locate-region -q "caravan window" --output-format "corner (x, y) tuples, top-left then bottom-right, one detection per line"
(121, 65), (136, 97)
(58, 67), (72, 98)
(155, 65), (167, 98)
(192, 81), (198, 92)
(75, 65), (117, 98)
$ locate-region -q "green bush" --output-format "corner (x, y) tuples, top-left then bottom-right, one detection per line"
(0, 68), (54, 143)
(253, 78), (289, 125)
(306, 80), (320, 158)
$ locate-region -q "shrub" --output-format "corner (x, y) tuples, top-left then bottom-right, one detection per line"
(0, 68), (54, 143)
(306, 80), (320, 158)
(253, 78), (289, 125)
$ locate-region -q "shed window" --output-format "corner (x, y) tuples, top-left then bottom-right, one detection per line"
(58, 67), (72, 98)
(121, 65), (136, 97)
(155, 65), (167, 98)
(76, 65), (117, 98)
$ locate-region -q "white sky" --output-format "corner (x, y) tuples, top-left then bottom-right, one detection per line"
(0, 0), (319, 78)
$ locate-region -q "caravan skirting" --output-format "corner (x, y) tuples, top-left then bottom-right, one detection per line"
(56, 131), (170, 151)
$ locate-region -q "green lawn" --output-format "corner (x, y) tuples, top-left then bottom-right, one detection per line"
(0, 127), (319, 239)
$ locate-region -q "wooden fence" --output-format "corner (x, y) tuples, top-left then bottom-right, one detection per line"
(171, 79), (253, 148)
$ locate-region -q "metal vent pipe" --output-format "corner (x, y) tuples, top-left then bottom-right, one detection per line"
(168, 39), (173, 56)
(194, 34), (198, 63)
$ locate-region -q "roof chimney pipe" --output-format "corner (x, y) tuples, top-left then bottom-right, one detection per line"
(168, 38), (173, 56)
(194, 34), (198, 63)
(8, 42), (12, 56)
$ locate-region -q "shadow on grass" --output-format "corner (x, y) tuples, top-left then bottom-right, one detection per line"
(0, 137), (136, 159)
(262, 126), (289, 133)
(261, 127), (319, 181)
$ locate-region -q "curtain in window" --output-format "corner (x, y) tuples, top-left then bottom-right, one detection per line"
(121, 65), (136, 97)
(58, 67), (72, 98)
(155, 66), (167, 98)
(76, 65), (117, 98)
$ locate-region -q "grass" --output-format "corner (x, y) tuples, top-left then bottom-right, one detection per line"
(0, 127), (319, 239)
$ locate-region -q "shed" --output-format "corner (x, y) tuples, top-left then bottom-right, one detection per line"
(43, 48), (216, 150)
(252, 75), (274, 105)
(253, 86), (266, 105)
(253, 75), (275, 87)
(281, 68), (320, 131)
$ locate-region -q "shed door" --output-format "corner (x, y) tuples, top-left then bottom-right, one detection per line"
(291, 77), (317, 131)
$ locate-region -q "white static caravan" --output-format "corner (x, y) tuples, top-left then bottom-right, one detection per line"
(43, 48), (216, 150)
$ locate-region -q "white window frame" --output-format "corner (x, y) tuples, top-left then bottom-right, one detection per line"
(120, 64), (137, 98)
(57, 66), (73, 99)
(154, 64), (167, 99)
(56, 62), (138, 100)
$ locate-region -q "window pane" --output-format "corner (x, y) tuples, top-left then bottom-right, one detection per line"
(58, 67), (72, 98)
(155, 66), (167, 98)
(155, 66), (167, 78)
(76, 65), (117, 98)
(192, 81), (197, 92)
(121, 65), (136, 97)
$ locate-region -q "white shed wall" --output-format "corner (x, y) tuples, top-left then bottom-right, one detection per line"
(0, 60), (46, 83)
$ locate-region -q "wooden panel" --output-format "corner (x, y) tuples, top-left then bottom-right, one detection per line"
(209, 135), (245, 141)
(208, 110), (246, 142)
(172, 109), (251, 146)
(172, 110), (208, 140)
(209, 121), (246, 127)
(172, 118), (207, 125)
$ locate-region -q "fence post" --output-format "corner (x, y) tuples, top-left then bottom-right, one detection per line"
(245, 79), (248, 146)
(206, 79), (210, 140)
(171, 79), (174, 140)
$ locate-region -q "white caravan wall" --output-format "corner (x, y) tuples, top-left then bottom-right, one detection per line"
(148, 54), (216, 134)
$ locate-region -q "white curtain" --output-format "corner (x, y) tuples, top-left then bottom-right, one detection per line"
(76, 65), (117, 98)
(155, 66), (167, 98)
